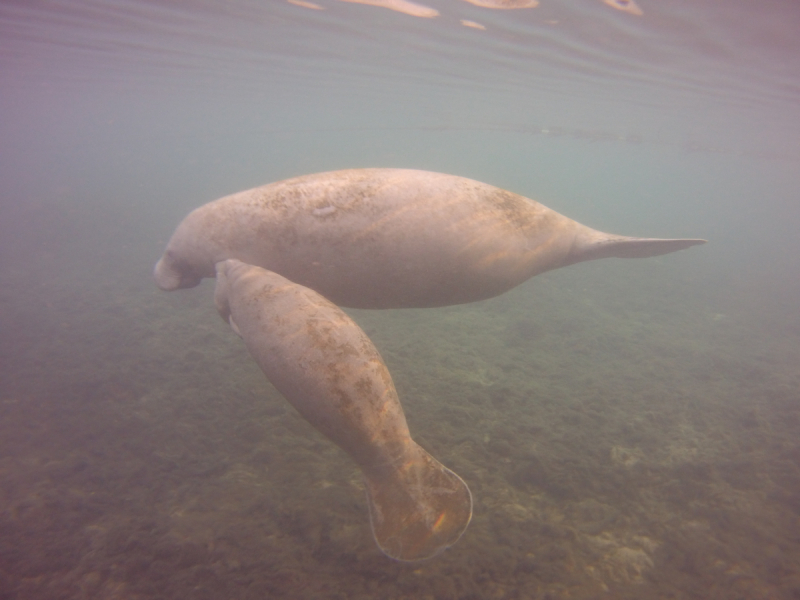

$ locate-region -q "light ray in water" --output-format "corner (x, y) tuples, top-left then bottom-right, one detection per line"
(461, 0), (539, 8)
(461, 19), (487, 30)
(337, 0), (439, 18)
(603, 0), (643, 16)
(287, 0), (325, 9)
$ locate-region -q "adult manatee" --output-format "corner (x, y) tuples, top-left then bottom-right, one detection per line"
(155, 169), (705, 308)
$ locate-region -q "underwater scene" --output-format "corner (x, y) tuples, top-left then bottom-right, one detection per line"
(1, 1), (799, 598)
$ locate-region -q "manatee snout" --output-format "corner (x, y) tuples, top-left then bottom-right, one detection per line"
(153, 251), (204, 291)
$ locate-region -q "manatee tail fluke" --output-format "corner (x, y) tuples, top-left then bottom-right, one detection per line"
(364, 442), (472, 561)
(564, 228), (707, 266)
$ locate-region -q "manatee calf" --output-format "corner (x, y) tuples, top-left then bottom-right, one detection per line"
(156, 169), (705, 308)
(214, 259), (472, 560)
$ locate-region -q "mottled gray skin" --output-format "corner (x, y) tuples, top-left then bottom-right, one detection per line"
(214, 259), (472, 561)
(156, 169), (706, 308)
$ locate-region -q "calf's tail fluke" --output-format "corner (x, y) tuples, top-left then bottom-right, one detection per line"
(364, 442), (473, 562)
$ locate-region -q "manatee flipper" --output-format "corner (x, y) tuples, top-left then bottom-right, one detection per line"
(228, 316), (243, 338)
(563, 229), (707, 266)
(365, 442), (472, 561)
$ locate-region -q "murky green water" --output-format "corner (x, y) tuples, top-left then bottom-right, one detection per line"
(1, 1), (799, 598)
